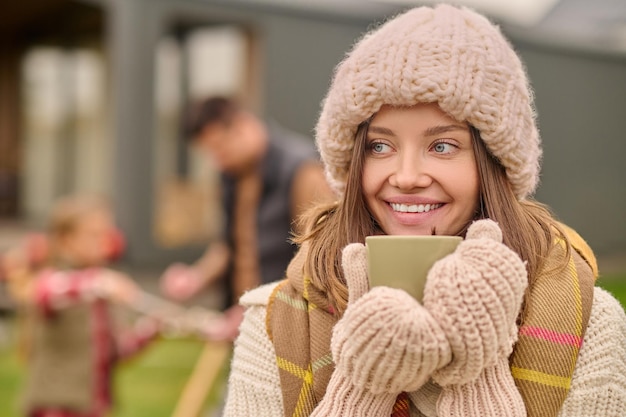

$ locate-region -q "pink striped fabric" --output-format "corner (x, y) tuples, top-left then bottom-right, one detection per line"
(518, 325), (583, 348)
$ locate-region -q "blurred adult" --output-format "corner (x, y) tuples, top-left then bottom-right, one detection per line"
(160, 96), (334, 341)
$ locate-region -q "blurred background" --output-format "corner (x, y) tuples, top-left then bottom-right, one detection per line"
(0, 0), (625, 416)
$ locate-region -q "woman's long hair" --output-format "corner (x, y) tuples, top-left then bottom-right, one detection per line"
(294, 122), (568, 314)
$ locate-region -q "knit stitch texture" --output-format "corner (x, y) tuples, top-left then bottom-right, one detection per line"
(223, 285), (626, 416)
(425, 220), (527, 385)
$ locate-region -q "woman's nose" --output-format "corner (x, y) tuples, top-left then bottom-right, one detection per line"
(389, 155), (433, 190)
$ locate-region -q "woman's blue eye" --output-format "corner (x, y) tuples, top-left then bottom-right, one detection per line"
(370, 142), (391, 154)
(433, 142), (453, 153)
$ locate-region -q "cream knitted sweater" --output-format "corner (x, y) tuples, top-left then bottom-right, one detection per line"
(223, 283), (626, 417)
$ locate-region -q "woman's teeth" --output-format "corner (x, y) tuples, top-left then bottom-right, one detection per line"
(390, 203), (442, 213)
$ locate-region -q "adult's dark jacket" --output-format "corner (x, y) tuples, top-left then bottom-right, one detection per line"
(220, 122), (320, 307)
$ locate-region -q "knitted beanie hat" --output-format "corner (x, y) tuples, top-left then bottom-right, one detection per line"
(315, 4), (541, 200)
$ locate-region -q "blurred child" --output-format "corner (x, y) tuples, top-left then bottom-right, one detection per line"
(16, 195), (158, 417)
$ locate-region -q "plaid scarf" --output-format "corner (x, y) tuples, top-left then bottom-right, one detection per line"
(266, 244), (336, 416)
(268, 228), (596, 416)
(510, 225), (597, 416)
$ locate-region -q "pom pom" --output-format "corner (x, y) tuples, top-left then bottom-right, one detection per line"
(466, 219), (502, 242)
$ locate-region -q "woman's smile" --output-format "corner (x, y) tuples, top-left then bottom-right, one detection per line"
(389, 202), (443, 213)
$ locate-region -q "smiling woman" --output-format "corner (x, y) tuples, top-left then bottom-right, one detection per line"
(221, 4), (626, 417)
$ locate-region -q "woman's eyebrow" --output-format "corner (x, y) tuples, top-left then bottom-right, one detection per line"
(424, 124), (468, 136)
(367, 125), (395, 136)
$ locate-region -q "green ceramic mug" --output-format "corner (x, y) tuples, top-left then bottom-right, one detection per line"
(366, 235), (462, 301)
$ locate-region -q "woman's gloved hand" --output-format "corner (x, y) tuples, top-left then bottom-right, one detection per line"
(423, 219), (528, 385)
(312, 219), (528, 416)
(422, 219), (528, 416)
(311, 243), (452, 416)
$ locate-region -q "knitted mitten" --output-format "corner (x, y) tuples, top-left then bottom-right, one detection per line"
(424, 219), (528, 417)
(436, 356), (527, 417)
(311, 243), (451, 416)
(423, 219), (527, 385)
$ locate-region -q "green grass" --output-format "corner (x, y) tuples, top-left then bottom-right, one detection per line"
(0, 325), (229, 417)
(597, 273), (626, 308)
(114, 337), (229, 417)
(0, 331), (24, 417)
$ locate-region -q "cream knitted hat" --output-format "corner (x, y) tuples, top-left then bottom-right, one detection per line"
(315, 4), (541, 200)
